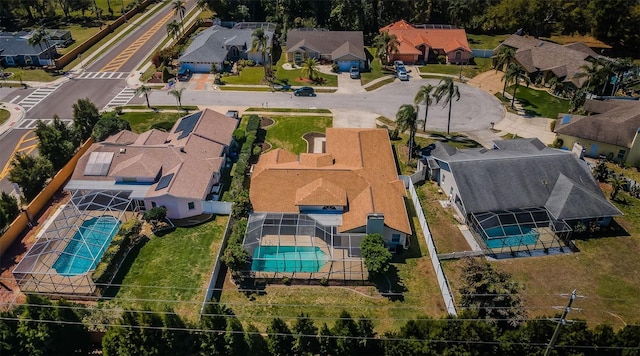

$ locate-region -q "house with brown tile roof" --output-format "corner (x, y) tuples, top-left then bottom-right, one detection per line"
(67, 108), (238, 219)
(285, 29), (366, 71)
(554, 99), (640, 164)
(494, 34), (602, 89)
(379, 20), (472, 64)
(250, 128), (411, 249)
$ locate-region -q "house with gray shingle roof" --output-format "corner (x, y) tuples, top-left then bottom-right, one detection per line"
(67, 109), (238, 219)
(178, 22), (275, 73)
(554, 99), (640, 164)
(429, 138), (621, 254)
(494, 34), (604, 89)
(285, 29), (366, 71)
(0, 31), (58, 67)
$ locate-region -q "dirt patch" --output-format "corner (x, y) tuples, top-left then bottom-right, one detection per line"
(260, 116), (274, 128)
(302, 132), (326, 153)
(259, 142), (272, 152)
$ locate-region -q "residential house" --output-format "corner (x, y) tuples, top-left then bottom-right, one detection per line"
(494, 34), (603, 89)
(178, 22), (275, 73)
(554, 99), (640, 164)
(250, 128), (412, 249)
(67, 109), (238, 219)
(379, 20), (472, 64)
(0, 31), (58, 67)
(285, 29), (366, 71)
(429, 138), (621, 252)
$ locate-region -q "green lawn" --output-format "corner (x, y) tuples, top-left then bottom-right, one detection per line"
(0, 108), (10, 125)
(512, 86), (570, 118)
(221, 67), (265, 85)
(107, 216), (228, 320)
(466, 34), (510, 49)
(264, 115), (333, 154)
(245, 107), (331, 113)
(56, 25), (102, 55)
(361, 51), (396, 85)
(120, 111), (184, 133)
(272, 49), (338, 87)
(419, 57), (492, 78)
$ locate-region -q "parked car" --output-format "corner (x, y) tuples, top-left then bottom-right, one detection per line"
(294, 86), (316, 97)
(350, 65), (360, 79)
(177, 68), (192, 82)
(225, 110), (239, 119)
(394, 60), (406, 71)
(397, 69), (409, 81)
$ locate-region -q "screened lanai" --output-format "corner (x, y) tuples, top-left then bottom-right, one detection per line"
(468, 207), (572, 256)
(243, 213), (368, 281)
(13, 189), (137, 295)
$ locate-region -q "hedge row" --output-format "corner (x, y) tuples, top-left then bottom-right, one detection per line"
(229, 115), (260, 199)
(92, 219), (142, 285)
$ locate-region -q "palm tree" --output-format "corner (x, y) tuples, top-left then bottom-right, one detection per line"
(92, 4), (103, 27)
(609, 174), (626, 200)
(574, 61), (601, 94)
(14, 70), (25, 87)
(27, 27), (47, 52)
(168, 88), (185, 109)
(395, 104), (423, 163)
(494, 46), (515, 72)
(251, 28), (268, 79)
(300, 57), (319, 81)
(503, 63), (522, 109)
(136, 85), (152, 108)
(433, 77), (461, 135)
(373, 30), (400, 66)
(166, 20), (181, 40)
(172, 0), (186, 23)
(414, 84), (434, 131)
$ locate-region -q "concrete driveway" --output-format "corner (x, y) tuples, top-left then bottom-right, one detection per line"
(335, 72), (366, 94)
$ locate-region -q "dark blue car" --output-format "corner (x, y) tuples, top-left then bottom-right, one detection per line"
(294, 86), (316, 97)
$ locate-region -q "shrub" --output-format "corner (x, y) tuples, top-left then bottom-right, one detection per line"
(231, 190), (252, 219)
(331, 63), (339, 73)
(549, 120), (557, 132)
(361, 233), (392, 276)
(246, 115), (261, 132)
(320, 277), (329, 286)
(281, 276), (291, 285)
(92, 219), (143, 285)
(233, 128), (246, 143)
(252, 145), (262, 156)
(437, 55), (447, 64)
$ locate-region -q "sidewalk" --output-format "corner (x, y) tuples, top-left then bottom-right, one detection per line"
(0, 102), (27, 138)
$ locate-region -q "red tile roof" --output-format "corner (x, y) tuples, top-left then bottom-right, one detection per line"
(380, 20), (471, 55)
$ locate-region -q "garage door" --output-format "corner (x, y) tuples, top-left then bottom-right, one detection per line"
(338, 61), (359, 72)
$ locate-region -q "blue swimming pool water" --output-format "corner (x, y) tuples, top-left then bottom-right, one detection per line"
(484, 226), (539, 249)
(53, 216), (121, 276)
(251, 246), (328, 273)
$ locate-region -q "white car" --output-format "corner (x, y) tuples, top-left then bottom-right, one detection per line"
(397, 69), (409, 81)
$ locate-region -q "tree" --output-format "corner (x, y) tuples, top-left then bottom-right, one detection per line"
(502, 62), (522, 109)
(200, 302), (230, 354)
(236, 4), (249, 21)
(395, 104), (422, 163)
(166, 20), (182, 40)
(35, 115), (79, 170)
(300, 57), (319, 81)
(172, 0), (186, 23)
(142, 206), (167, 225)
(8, 154), (54, 203)
(135, 84), (153, 108)
(72, 98), (101, 141)
(574, 60), (602, 94)
(27, 27), (49, 54)
(13, 70), (25, 87)
(231, 189), (252, 219)
(162, 309), (194, 355)
(292, 313), (319, 355)
(168, 88), (185, 109)
(92, 112), (131, 141)
(331, 310), (359, 355)
(360, 233), (392, 276)
(373, 30), (399, 66)
(459, 257), (526, 329)
(0, 192), (20, 222)
(609, 174), (626, 200)
(318, 322), (334, 356)
(357, 316), (378, 353)
(225, 317), (248, 355)
(433, 77), (461, 135)
(91, 3), (103, 27)
(221, 243), (250, 279)
(414, 84), (434, 131)
(267, 317), (293, 356)
(245, 323), (268, 356)
(251, 28), (269, 79)
(494, 47), (516, 97)
(0, 310), (18, 354)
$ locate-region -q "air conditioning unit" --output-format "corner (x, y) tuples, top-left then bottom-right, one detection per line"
(119, 148), (126, 154)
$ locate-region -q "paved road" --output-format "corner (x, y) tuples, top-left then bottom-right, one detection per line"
(139, 78), (505, 133)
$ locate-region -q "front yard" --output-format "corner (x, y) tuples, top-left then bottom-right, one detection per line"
(263, 115), (333, 154)
(499, 85), (571, 119)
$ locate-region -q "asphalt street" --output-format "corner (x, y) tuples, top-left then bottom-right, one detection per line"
(138, 78), (505, 133)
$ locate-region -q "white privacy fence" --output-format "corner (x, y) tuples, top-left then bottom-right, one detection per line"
(403, 177), (457, 316)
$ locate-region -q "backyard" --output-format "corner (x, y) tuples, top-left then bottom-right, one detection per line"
(120, 110), (186, 133)
(263, 115), (333, 154)
(105, 216), (228, 320)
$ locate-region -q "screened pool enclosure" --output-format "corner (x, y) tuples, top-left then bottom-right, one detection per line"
(468, 208), (572, 256)
(243, 213), (368, 281)
(13, 189), (137, 295)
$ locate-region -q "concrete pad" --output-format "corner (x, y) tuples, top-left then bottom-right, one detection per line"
(335, 72), (366, 94)
(331, 109), (377, 128)
(493, 113), (556, 145)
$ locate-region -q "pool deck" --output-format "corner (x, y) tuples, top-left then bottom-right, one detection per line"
(255, 235), (368, 281)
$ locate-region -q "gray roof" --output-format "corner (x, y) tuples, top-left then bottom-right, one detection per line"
(178, 25), (274, 63)
(554, 99), (640, 148)
(285, 29), (365, 61)
(0, 31), (54, 56)
(431, 138), (621, 220)
(496, 34), (601, 87)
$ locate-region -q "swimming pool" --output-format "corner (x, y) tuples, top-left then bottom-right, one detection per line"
(483, 226), (539, 249)
(251, 246), (328, 273)
(53, 216), (121, 276)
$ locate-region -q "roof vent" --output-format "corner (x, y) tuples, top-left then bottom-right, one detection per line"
(119, 148), (126, 154)
(180, 147), (186, 153)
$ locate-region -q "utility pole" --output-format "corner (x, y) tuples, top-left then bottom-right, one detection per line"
(544, 289), (577, 356)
